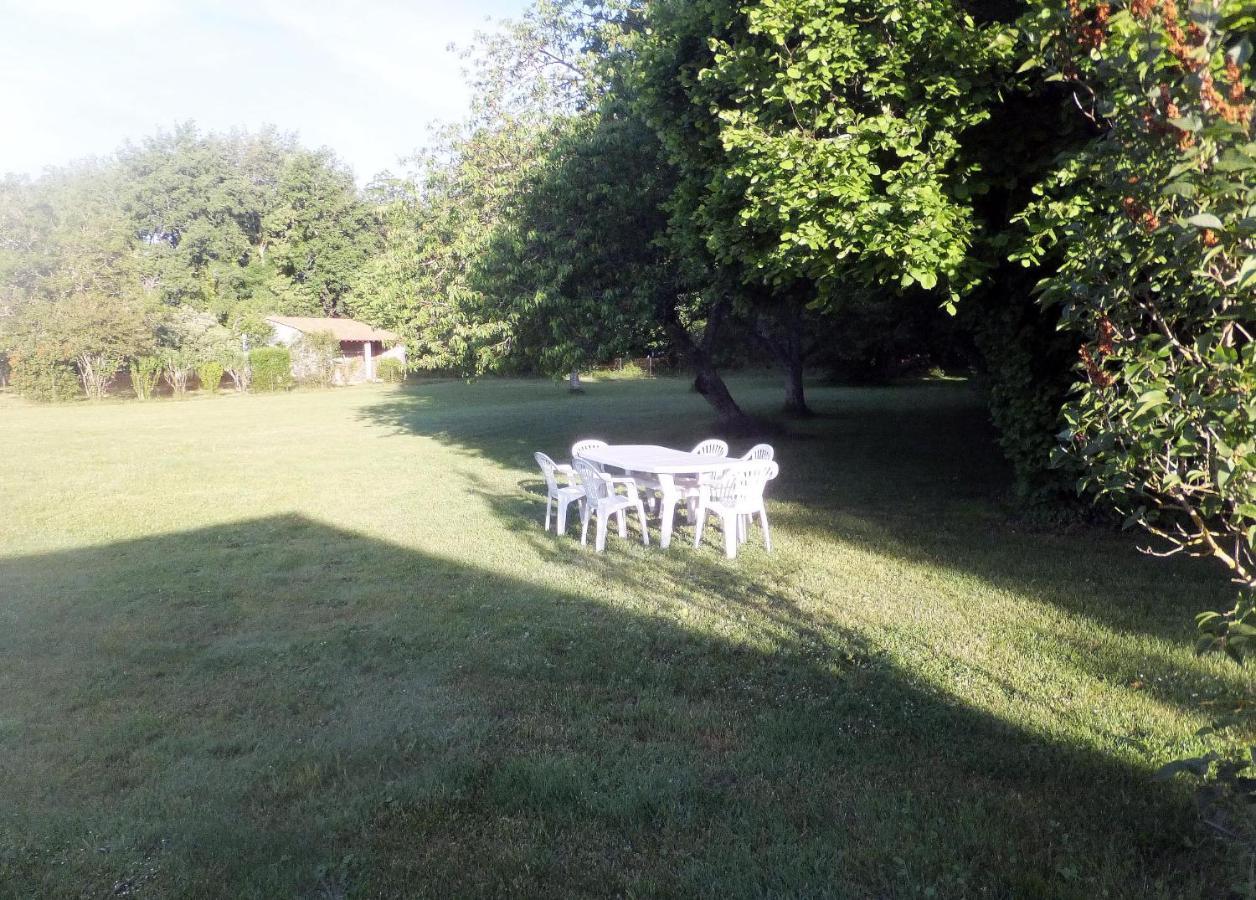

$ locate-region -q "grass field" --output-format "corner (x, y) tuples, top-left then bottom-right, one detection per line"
(1, 374), (1252, 897)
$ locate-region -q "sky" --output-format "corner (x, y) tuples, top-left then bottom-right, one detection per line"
(0, 0), (530, 183)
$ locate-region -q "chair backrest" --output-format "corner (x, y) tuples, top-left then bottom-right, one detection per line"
(709, 461), (778, 509)
(573, 459), (612, 504)
(691, 438), (729, 458)
(572, 439), (608, 471)
(741, 443), (774, 461)
(535, 451), (563, 493)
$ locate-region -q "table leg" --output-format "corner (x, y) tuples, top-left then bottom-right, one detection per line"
(658, 474), (677, 549)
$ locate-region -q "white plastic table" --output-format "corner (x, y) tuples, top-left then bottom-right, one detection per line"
(578, 444), (737, 548)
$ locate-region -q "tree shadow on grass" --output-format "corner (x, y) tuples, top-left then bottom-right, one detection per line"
(360, 377), (1239, 659)
(0, 514), (1220, 897)
(481, 467), (1251, 727)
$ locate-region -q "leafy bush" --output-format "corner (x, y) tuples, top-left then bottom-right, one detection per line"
(197, 360), (225, 394)
(249, 346), (293, 392)
(130, 355), (163, 401)
(963, 282), (1080, 505)
(292, 331), (339, 387)
(10, 353), (80, 402)
(1019, 2), (1256, 633)
(377, 357), (405, 383)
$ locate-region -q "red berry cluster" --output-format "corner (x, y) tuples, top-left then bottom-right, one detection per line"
(1122, 195), (1161, 231)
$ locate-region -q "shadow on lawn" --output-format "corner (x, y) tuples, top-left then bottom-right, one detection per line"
(0, 514), (1217, 897)
(361, 378), (1236, 666)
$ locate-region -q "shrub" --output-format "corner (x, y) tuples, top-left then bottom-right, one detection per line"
(130, 355), (163, 401)
(249, 346), (293, 392)
(10, 353), (80, 402)
(377, 357), (405, 384)
(197, 360), (225, 394)
(1019, 0), (1256, 632)
(292, 331), (339, 387)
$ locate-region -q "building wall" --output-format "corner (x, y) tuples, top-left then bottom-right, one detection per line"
(268, 322), (304, 347)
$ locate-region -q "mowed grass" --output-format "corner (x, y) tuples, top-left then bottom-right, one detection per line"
(1, 375), (1252, 898)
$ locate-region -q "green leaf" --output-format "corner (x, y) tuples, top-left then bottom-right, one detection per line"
(1236, 256), (1256, 289)
(1187, 213), (1224, 229)
(1134, 389), (1169, 418)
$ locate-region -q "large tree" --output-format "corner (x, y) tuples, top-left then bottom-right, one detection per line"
(629, 0), (1014, 414)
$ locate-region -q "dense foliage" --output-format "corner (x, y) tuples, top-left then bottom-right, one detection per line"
(1018, 0), (1256, 632)
(248, 346), (293, 392)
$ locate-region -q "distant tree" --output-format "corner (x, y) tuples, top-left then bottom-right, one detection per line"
(348, 0), (621, 377)
(265, 150), (377, 316)
(161, 349), (196, 398)
(348, 128), (534, 374)
(474, 108), (665, 384)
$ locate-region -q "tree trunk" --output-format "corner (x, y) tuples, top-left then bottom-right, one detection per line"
(568, 370), (584, 393)
(756, 303), (811, 416)
(780, 308), (811, 417)
(783, 355), (808, 416)
(692, 358), (751, 429)
(658, 293), (754, 432)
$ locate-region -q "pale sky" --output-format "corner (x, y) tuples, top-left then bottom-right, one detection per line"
(0, 0), (530, 183)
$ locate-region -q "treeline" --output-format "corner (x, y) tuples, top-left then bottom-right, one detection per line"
(0, 126), (377, 400)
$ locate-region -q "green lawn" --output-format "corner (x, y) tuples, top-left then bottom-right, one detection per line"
(0, 375), (1251, 897)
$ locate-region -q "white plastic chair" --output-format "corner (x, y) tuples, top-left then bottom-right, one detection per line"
(693, 461), (779, 559)
(572, 439), (640, 495)
(676, 438), (731, 517)
(734, 445), (775, 534)
(741, 443), (774, 461)
(691, 438), (729, 458)
(574, 459), (649, 552)
(535, 452), (583, 535)
(572, 438), (610, 469)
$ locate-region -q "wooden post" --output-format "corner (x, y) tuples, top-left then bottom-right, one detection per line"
(364, 341), (374, 382)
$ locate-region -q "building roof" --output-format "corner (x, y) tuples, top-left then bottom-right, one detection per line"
(266, 315), (399, 343)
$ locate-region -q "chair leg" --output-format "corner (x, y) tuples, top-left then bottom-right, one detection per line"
(581, 505), (591, 546)
(722, 512), (737, 559)
(759, 507), (771, 552)
(635, 501), (649, 545)
(544, 494), (552, 532)
(557, 498), (569, 535)
(693, 504), (706, 548)
(596, 515), (608, 552)
(616, 509), (627, 538)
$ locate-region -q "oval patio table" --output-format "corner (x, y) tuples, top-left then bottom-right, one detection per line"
(576, 444), (736, 549)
